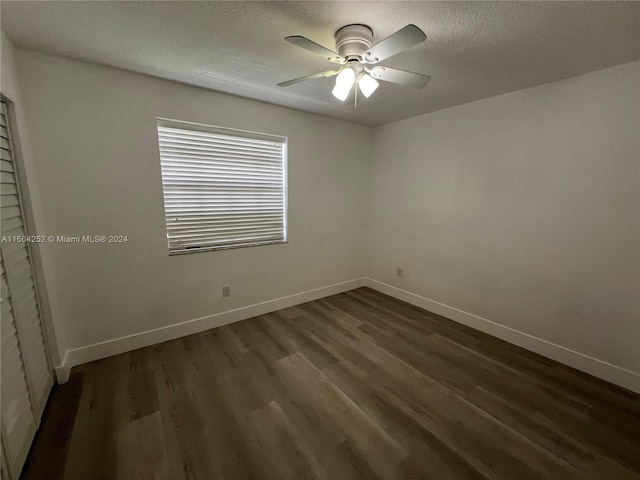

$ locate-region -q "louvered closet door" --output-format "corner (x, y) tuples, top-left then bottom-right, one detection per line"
(0, 100), (53, 479)
(0, 254), (35, 477)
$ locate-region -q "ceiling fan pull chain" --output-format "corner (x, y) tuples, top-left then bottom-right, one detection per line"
(355, 81), (358, 108)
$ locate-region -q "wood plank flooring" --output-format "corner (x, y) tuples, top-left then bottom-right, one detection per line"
(21, 287), (640, 480)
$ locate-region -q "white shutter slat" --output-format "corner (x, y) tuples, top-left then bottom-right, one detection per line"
(1, 205), (21, 221)
(19, 309), (42, 337)
(17, 295), (39, 321)
(0, 184), (17, 195)
(12, 283), (38, 308)
(3, 247), (28, 269)
(1, 171), (16, 184)
(9, 259), (32, 281)
(158, 119), (287, 254)
(2, 227), (25, 240)
(2, 390), (30, 436)
(3, 243), (29, 268)
(1, 298), (10, 316)
(0, 194), (20, 209)
(1, 308), (18, 349)
(2, 340), (23, 378)
(1, 159), (14, 172)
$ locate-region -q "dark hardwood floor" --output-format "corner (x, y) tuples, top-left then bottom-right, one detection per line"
(22, 287), (640, 480)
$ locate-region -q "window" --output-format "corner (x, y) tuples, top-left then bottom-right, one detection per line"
(156, 118), (287, 254)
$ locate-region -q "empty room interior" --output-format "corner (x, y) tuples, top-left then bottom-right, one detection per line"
(1, 1), (639, 479)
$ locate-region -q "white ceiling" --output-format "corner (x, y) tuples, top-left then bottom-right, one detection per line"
(2, 1), (639, 126)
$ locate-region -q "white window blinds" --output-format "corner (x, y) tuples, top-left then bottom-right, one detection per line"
(157, 119), (287, 254)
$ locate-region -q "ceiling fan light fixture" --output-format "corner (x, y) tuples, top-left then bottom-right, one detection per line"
(358, 74), (379, 98)
(279, 23), (430, 104)
(332, 67), (355, 101)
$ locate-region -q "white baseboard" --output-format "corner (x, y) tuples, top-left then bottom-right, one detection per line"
(54, 277), (366, 384)
(55, 353), (71, 384)
(363, 277), (640, 394)
(54, 275), (640, 394)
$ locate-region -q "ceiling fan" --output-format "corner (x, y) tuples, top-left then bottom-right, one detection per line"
(278, 24), (431, 102)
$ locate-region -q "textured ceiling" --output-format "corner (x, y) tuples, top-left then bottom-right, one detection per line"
(2, 1), (639, 126)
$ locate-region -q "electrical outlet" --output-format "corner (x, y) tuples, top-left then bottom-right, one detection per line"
(222, 285), (231, 297)
(397, 268), (403, 277)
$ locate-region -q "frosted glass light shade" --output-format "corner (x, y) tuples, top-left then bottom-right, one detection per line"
(332, 83), (352, 101)
(332, 67), (355, 101)
(358, 74), (379, 98)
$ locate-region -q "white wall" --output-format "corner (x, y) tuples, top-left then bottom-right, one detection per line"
(10, 46), (640, 391)
(14, 50), (371, 370)
(1, 34), (63, 366)
(369, 62), (640, 387)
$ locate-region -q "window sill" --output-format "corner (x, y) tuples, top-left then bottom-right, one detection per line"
(168, 239), (288, 256)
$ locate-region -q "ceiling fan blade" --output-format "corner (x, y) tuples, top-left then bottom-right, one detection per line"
(362, 24), (426, 64)
(278, 70), (340, 87)
(368, 66), (431, 88)
(285, 36), (345, 64)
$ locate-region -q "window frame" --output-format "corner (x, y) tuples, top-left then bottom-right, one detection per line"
(156, 118), (288, 255)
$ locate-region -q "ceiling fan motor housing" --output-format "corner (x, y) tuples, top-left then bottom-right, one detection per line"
(335, 24), (373, 59)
